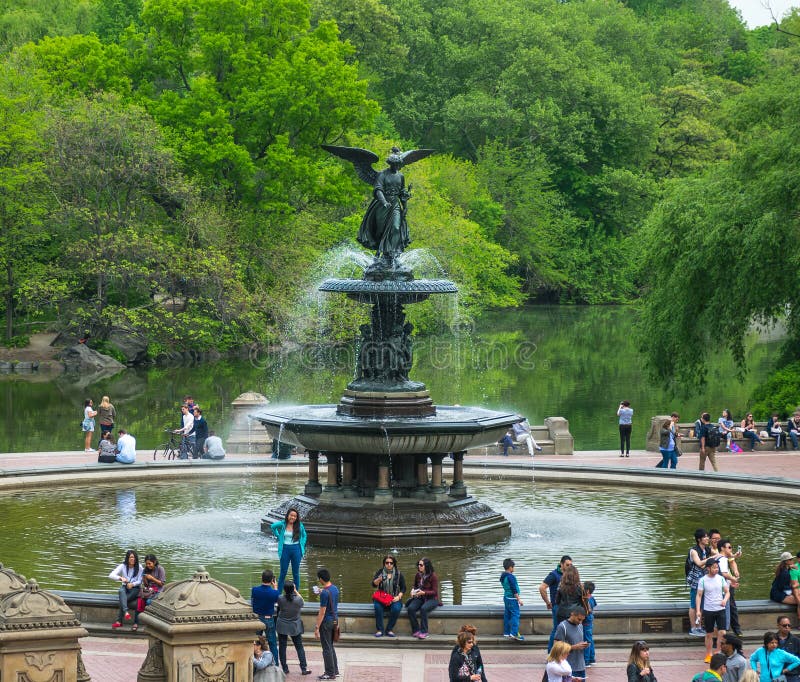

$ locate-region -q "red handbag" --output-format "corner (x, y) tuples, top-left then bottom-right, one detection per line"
(372, 590), (394, 607)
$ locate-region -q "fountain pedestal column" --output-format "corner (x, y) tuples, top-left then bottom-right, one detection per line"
(374, 455), (392, 503)
(305, 451), (323, 496)
(322, 454), (341, 497)
(449, 450), (467, 498)
(429, 454), (446, 495)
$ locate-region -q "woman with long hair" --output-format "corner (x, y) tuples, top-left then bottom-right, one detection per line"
(448, 630), (482, 682)
(109, 549), (143, 629)
(769, 552), (800, 619)
(627, 640), (656, 681)
(82, 399), (97, 452)
(275, 580), (310, 676)
(546, 640), (573, 682)
(749, 631), (800, 682)
(718, 409), (735, 450)
(658, 419), (678, 469)
(741, 413), (763, 451)
(555, 565), (585, 623)
(134, 554), (166, 630)
(371, 555), (406, 637)
(97, 395), (116, 437)
(407, 557), (440, 640)
(270, 508), (307, 589)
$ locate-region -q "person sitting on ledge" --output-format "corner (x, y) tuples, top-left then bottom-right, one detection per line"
(512, 419), (542, 456)
(97, 431), (117, 463)
(203, 430), (226, 459)
(371, 555), (406, 637)
(408, 557), (440, 640)
(115, 429), (136, 464)
(109, 549), (143, 629)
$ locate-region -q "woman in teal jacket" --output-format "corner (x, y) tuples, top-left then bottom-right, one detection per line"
(750, 631), (800, 682)
(270, 508), (307, 590)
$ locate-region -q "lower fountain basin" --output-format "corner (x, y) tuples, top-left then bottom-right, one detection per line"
(250, 404), (520, 455)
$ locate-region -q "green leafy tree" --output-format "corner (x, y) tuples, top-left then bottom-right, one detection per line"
(636, 57), (800, 391)
(0, 59), (49, 342)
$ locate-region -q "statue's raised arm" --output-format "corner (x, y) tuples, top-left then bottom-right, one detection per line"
(322, 145), (435, 269)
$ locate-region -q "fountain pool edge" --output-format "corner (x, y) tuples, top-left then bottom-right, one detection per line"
(0, 456), (799, 502)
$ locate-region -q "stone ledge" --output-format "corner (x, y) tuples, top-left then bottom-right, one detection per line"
(56, 590), (793, 644)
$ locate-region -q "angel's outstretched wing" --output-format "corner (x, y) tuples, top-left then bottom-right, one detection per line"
(321, 145), (379, 186)
(400, 149), (436, 167)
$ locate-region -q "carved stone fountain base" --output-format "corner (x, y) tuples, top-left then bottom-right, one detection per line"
(337, 388), (436, 417)
(262, 494), (510, 547)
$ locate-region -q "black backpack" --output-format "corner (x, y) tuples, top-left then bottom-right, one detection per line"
(705, 424), (721, 447)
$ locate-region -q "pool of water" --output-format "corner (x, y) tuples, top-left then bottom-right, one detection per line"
(0, 306), (779, 453)
(0, 477), (793, 605)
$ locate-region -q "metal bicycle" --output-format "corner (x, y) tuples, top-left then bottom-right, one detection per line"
(153, 429), (183, 460)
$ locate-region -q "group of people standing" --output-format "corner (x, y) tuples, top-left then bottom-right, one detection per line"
(82, 396), (136, 464)
(172, 395), (224, 459)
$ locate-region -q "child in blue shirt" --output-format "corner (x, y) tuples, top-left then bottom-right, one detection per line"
(583, 581), (597, 666)
(500, 558), (524, 641)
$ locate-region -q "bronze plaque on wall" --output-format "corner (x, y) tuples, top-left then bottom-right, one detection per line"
(641, 617), (672, 633)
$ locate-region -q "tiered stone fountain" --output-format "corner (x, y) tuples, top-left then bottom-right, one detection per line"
(254, 146), (519, 546)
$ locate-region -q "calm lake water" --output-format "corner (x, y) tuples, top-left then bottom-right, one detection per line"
(0, 478), (791, 604)
(0, 306), (779, 452)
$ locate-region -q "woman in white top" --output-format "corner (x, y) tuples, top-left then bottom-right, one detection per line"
(546, 640), (573, 682)
(109, 549), (143, 628)
(82, 399), (97, 452)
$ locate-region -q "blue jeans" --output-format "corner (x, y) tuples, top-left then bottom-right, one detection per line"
(117, 584), (139, 621)
(374, 599), (402, 633)
(278, 543), (302, 590)
(583, 617), (595, 665)
(259, 616), (278, 666)
(503, 596), (520, 636)
(790, 431), (799, 449)
(407, 597), (438, 634)
(660, 448), (678, 469)
(744, 429), (762, 450)
(547, 604), (558, 651)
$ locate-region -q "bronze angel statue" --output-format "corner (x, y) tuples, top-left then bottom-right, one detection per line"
(322, 145), (434, 264)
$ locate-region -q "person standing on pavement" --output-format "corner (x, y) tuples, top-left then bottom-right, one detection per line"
(718, 539), (742, 635)
(314, 568), (339, 681)
(777, 617), (800, 682)
(540, 555), (573, 651)
(720, 633), (747, 682)
(696, 558), (730, 664)
(696, 412), (720, 472)
(626, 639), (656, 682)
(252, 570), (280, 668)
(687, 529), (711, 636)
(191, 407), (208, 459)
(97, 395), (116, 437)
(500, 558), (524, 641)
(553, 606), (589, 682)
(750, 632), (800, 682)
(618, 400), (633, 457)
(82, 398), (97, 452)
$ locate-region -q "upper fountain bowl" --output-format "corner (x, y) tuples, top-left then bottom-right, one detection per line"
(251, 404), (520, 455)
(319, 277), (457, 304)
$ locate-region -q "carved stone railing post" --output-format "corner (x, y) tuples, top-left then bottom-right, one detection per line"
(0, 577), (90, 682)
(137, 566), (264, 682)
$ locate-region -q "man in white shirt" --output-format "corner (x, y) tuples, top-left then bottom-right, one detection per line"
(203, 431), (226, 460)
(115, 429), (136, 464)
(696, 558), (730, 663)
(512, 419), (542, 456)
(175, 404), (195, 459)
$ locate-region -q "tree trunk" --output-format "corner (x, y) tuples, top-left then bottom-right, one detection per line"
(5, 261), (12, 341)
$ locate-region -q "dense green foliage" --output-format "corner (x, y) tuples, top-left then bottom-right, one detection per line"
(637, 18), (800, 397)
(1, 0), (798, 379)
